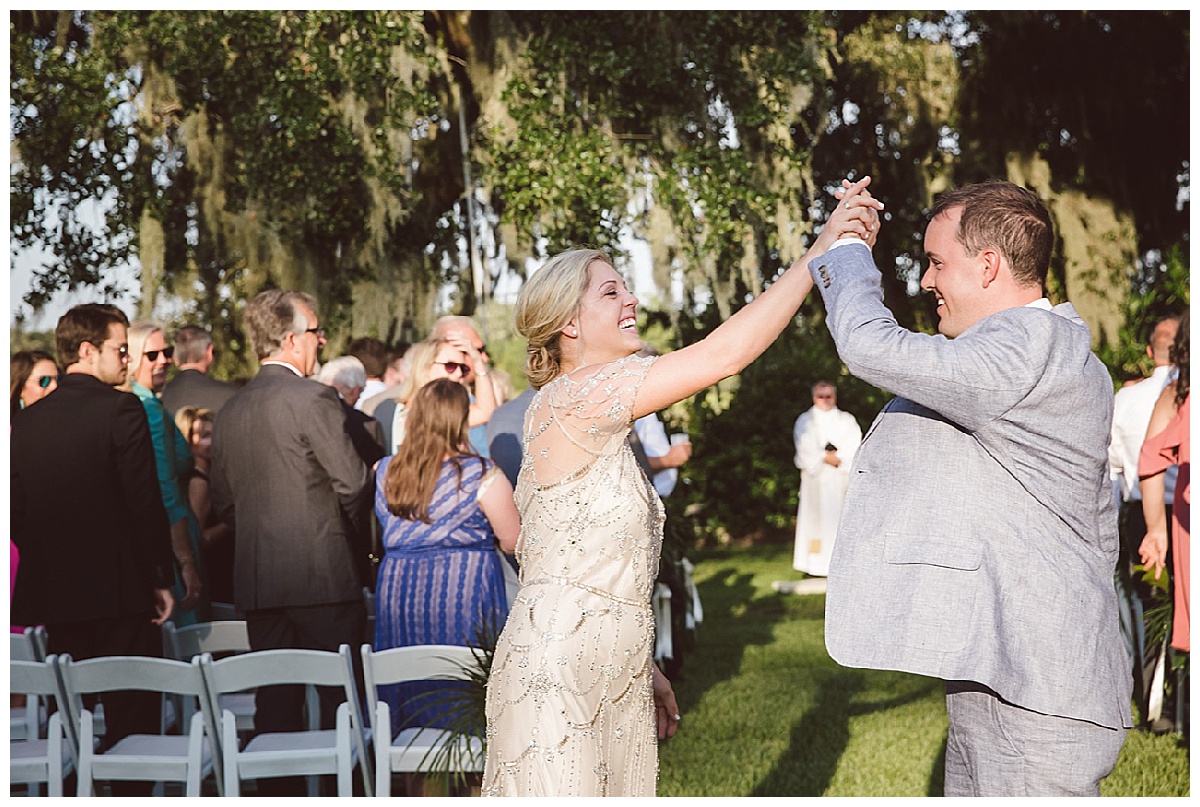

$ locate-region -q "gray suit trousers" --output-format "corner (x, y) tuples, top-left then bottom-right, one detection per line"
(944, 682), (1127, 797)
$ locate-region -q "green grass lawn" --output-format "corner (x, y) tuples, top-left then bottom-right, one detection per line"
(657, 543), (1190, 797)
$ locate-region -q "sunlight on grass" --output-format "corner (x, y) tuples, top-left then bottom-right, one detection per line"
(657, 543), (1190, 797)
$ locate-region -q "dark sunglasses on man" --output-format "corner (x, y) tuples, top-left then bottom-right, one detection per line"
(144, 347), (175, 362)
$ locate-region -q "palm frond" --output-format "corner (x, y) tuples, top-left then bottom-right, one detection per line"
(393, 620), (498, 787)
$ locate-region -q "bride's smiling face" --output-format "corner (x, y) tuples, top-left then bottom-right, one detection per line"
(569, 260), (641, 367)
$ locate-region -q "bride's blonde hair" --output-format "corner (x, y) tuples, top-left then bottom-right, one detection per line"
(516, 248), (607, 389)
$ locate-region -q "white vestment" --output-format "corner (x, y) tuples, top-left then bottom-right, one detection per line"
(792, 405), (862, 576)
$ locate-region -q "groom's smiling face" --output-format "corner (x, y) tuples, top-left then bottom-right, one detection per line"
(920, 207), (988, 339)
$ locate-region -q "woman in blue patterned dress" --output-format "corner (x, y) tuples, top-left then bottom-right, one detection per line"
(373, 378), (520, 742)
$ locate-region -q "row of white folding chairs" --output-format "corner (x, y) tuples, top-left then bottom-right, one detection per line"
(11, 626), (49, 742)
(11, 640), (485, 797)
(162, 619), (484, 794)
(10, 653), (72, 797)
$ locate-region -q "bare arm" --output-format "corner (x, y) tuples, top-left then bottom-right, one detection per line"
(445, 334), (498, 427)
(633, 177), (882, 419)
(1139, 473), (1169, 579)
(169, 518), (202, 610)
(1138, 381), (1180, 578)
(647, 442), (691, 471)
(478, 467), (520, 553)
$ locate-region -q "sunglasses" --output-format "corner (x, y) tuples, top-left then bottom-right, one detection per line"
(435, 361), (470, 376)
(89, 341), (129, 359)
(36, 375), (58, 389)
(304, 327), (326, 340)
(144, 347), (175, 362)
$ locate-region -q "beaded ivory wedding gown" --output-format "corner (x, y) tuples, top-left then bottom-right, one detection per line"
(482, 354), (665, 796)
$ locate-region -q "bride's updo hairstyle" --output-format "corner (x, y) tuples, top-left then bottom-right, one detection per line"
(516, 248), (608, 389)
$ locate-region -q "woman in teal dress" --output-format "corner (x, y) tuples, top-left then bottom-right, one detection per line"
(123, 321), (206, 626)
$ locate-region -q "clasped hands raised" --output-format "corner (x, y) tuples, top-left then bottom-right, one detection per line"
(811, 175), (885, 258)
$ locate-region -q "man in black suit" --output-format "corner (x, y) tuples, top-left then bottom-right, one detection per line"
(160, 324), (236, 416)
(11, 303), (175, 787)
(210, 290), (371, 792)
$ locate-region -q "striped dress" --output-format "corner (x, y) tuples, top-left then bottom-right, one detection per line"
(373, 454), (509, 731)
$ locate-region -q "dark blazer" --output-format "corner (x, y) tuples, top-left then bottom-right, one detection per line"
(210, 364), (371, 611)
(487, 387), (536, 487)
(341, 401), (386, 470)
(375, 397), (401, 454)
(11, 374), (175, 625)
(160, 368), (236, 416)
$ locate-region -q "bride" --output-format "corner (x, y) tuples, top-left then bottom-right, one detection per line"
(482, 178), (882, 796)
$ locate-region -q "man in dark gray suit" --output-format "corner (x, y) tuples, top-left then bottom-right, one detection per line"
(809, 179), (1130, 796)
(210, 290), (370, 792)
(161, 324), (236, 416)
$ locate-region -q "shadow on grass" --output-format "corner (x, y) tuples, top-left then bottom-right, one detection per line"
(673, 565), (788, 714)
(750, 671), (945, 796)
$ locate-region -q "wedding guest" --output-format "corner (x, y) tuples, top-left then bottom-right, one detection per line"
(1110, 314), (1180, 729)
(10, 349), (59, 413)
(12, 304), (174, 794)
(1139, 311), (1190, 665)
(122, 321), (205, 624)
(374, 337), (495, 454)
(431, 316), (505, 452)
(373, 378), (518, 795)
(209, 289), (371, 794)
(176, 406), (235, 607)
(161, 324), (235, 416)
(346, 336), (390, 409)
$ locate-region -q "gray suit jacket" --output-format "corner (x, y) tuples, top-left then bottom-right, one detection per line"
(811, 243), (1131, 730)
(160, 368), (236, 416)
(210, 364), (371, 611)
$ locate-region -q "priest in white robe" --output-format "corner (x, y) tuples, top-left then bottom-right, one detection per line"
(792, 381), (862, 576)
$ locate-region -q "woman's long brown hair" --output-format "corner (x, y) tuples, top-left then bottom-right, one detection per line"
(383, 378), (476, 522)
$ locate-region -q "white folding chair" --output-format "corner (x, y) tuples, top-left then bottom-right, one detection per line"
(10, 656), (74, 797)
(208, 601), (241, 621)
(55, 653), (215, 797)
(653, 582), (674, 662)
(10, 626), (48, 743)
(360, 643), (485, 796)
(363, 586), (377, 646)
(198, 644), (371, 797)
(163, 619), (257, 736)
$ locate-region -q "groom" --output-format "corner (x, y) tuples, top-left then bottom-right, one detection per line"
(809, 179), (1131, 796)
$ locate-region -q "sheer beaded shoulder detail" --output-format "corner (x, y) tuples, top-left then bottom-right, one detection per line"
(521, 353), (656, 489)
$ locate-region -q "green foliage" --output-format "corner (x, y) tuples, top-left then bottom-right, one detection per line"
(488, 72), (630, 255)
(1095, 243), (1190, 384)
(10, 12), (143, 310)
(10, 11), (1192, 545)
(670, 313), (889, 545)
(9, 329), (57, 357)
(11, 9), (447, 351)
(130, 11), (438, 245)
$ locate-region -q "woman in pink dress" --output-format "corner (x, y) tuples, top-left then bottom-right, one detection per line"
(1138, 311), (1189, 653)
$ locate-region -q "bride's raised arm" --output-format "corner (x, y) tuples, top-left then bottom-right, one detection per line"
(633, 176), (882, 419)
